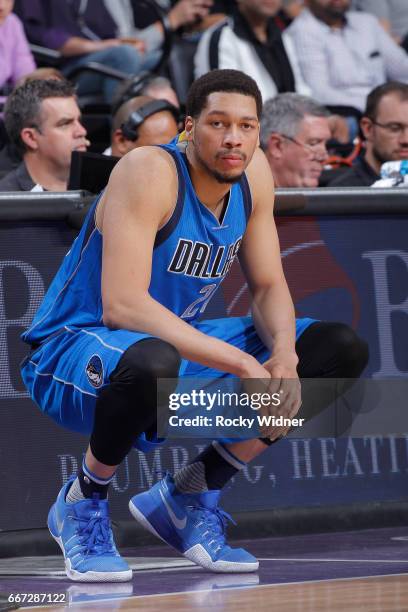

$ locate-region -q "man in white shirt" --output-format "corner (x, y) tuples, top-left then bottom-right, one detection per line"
(195, 0), (311, 101)
(287, 0), (408, 113)
(354, 0), (408, 46)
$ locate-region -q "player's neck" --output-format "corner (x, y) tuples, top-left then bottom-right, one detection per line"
(185, 147), (233, 213)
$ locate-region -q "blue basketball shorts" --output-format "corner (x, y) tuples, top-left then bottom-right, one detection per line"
(21, 316), (315, 452)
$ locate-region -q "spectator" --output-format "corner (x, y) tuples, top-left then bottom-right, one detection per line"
(106, 95), (179, 157)
(354, 0), (408, 49)
(329, 81), (408, 186)
(131, 0), (219, 34)
(0, 79), (89, 191)
(141, 76), (180, 109)
(14, 0), (160, 104)
(276, 0), (305, 29)
(111, 74), (180, 124)
(260, 93), (331, 187)
(17, 67), (64, 86)
(0, 0), (35, 100)
(103, 0), (164, 52)
(287, 0), (408, 114)
(194, 0), (311, 101)
(0, 68), (65, 176)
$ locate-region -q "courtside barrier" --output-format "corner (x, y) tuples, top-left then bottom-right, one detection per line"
(0, 188), (407, 544)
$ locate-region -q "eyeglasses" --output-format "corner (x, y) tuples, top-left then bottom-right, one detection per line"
(371, 120), (408, 135)
(280, 134), (328, 161)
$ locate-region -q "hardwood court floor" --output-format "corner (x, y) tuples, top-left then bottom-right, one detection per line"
(20, 575), (408, 612)
(9, 526), (408, 611)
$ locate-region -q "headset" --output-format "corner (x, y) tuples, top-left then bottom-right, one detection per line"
(120, 99), (180, 141)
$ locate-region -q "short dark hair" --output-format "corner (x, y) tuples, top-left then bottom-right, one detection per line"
(186, 69), (262, 119)
(4, 79), (77, 153)
(365, 81), (408, 120)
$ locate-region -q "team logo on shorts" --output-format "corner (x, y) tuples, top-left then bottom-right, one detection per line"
(85, 354), (104, 388)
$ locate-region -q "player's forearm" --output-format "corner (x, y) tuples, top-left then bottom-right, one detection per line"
(103, 295), (253, 377)
(251, 284), (297, 358)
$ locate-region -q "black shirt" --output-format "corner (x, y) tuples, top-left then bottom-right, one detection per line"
(228, 8), (295, 93)
(328, 155), (380, 187)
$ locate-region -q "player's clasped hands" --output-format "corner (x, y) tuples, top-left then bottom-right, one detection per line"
(263, 351), (301, 441)
(241, 352), (302, 442)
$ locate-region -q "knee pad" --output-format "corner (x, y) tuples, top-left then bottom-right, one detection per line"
(110, 338), (181, 386)
(325, 323), (369, 377)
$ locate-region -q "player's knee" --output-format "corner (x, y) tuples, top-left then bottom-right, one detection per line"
(110, 338), (181, 385)
(326, 323), (369, 377)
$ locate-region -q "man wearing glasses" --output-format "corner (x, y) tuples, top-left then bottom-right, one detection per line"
(330, 81), (408, 187)
(260, 93), (331, 188)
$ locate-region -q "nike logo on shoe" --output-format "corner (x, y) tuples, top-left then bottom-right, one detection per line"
(56, 508), (65, 533)
(159, 490), (187, 530)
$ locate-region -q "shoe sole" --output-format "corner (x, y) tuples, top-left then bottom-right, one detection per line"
(48, 507), (132, 583)
(128, 499), (259, 574)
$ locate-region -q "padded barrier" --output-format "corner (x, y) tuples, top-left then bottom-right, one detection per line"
(0, 188), (407, 542)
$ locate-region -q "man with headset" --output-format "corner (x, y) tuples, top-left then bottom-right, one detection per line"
(105, 95), (180, 157)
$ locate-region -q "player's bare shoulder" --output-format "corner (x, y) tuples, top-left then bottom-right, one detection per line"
(97, 146), (178, 232)
(244, 147), (275, 212)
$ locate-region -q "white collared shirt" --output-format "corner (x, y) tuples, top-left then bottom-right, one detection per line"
(287, 8), (408, 111)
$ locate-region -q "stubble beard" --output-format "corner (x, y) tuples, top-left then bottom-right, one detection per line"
(372, 144), (392, 167)
(195, 148), (245, 185)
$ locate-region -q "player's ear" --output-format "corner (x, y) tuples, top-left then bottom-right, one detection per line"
(184, 116), (194, 141)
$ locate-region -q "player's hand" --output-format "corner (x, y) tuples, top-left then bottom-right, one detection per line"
(240, 355), (272, 380)
(240, 355), (272, 411)
(240, 357), (279, 438)
(168, 0), (213, 30)
(260, 351), (301, 441)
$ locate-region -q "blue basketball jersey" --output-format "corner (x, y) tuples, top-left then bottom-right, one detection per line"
(22, 141), (252, 346)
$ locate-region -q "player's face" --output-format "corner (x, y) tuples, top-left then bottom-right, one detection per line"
(364, 94), (408, 164)
(278, 115), (330, 187)
(187, 92), (260, 184)
(31, 97), (88, 169)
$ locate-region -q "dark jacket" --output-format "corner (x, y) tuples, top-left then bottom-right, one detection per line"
(328, 155), (380, 187)
(0, 161), (37, 191)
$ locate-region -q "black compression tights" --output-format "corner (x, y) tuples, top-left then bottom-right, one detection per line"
(90, 338), (180, 466)
(261, 321), (369, 445)
(90, 323), (369, 462)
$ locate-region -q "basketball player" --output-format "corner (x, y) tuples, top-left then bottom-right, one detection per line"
(21, 70), (368, 582)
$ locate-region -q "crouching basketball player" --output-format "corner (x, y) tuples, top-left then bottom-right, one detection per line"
(21, 70), (368, 581)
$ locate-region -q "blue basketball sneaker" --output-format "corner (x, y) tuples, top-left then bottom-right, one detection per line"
(48, 478), (132, 582)
(129, 474), (258, 572)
